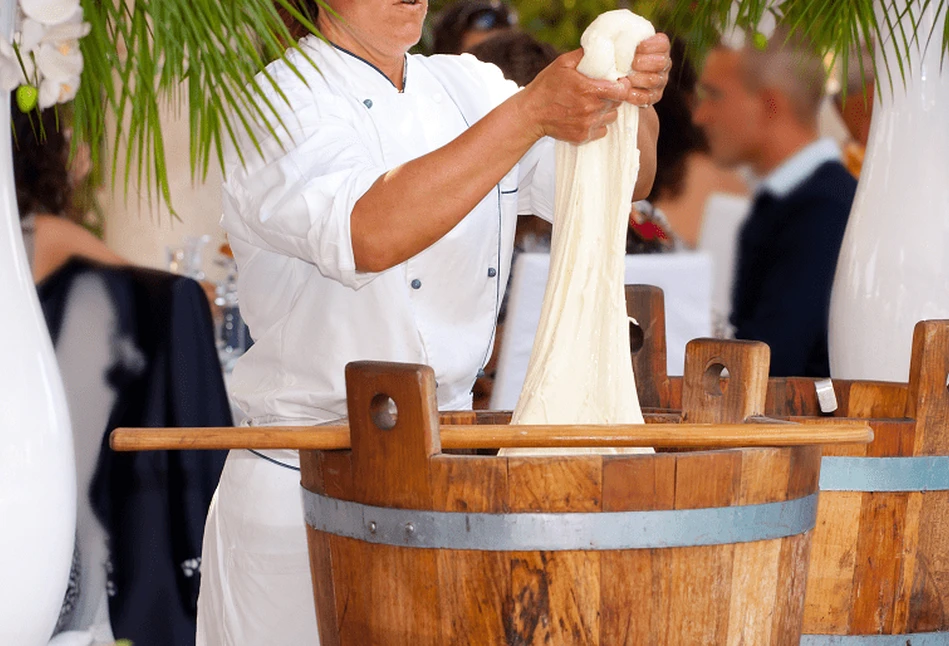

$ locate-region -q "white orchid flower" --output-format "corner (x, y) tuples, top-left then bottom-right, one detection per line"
(38, 72), (79, 108)
(720, 2), (781, 50)
(19, 0), (82, 27)
(3, 2), (90, 109)
(36, 39), (83, 80)
(720, 3), (746, 50)
(0, 37), (34, 91)
(34, 38), (82, 107)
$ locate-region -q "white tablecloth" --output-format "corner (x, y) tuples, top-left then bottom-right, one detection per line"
(490, 251), (713, 411)
(696, 192), (751, 337)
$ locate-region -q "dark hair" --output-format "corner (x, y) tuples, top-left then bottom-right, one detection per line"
(648, 38), (707, 203)
(468, 30), (558, 86)
(12, 98), (72, 220)
(432, 0), (516, 54)
(274, 0), (320, 44)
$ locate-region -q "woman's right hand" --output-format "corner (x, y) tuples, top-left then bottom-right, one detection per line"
(517, 49), (632, 145)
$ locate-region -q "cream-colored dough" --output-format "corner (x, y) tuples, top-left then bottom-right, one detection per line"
(505, 11), (654, 456)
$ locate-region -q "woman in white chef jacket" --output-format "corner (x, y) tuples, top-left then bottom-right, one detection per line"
(196, 0), (671, 643)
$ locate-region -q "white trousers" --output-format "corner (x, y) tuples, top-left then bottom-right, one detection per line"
(196, 449), (320, 646)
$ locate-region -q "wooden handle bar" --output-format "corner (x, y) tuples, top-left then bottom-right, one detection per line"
(110, 421), (873, 452)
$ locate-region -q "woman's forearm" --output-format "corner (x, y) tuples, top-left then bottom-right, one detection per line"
(350, 50), (634, 273)
(350, 92), (541, 273)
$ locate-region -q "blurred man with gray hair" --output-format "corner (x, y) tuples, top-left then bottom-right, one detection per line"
(694, 27), (857, 377)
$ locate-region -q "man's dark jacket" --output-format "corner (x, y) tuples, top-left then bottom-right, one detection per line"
(731, 160), (857, 377)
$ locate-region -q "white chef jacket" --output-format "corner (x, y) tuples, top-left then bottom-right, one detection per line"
(221, 35), (556, 424)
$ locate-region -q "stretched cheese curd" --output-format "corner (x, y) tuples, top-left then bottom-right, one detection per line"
(508, 11), (655, 455)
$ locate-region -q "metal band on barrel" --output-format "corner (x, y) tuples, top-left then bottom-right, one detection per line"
(302, 489), (818, 551)
(801, 632), (949, 645)
(820, 456), (949, 492)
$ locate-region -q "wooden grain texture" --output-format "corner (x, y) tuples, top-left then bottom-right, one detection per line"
(292, 361), (829, 645)
(846, 381), (908, 418)
(906, 491), (949, 632)
(601, 452), (676, 511)
(769, 449), (820, 643)
(506, 456), (602, 645)
(797, 321), (949, 638)
(771, 532), (813, 645)
(802, 489), (863, 633)
(300, 451), (342, 646)
(907, 320), (949, 454)
(765, 377), (823, 417)
(892, 491), (923, 632)
(669, 450), (741, 644)
(901, 321), (949, 632)
(849, 492), (909, 633)
(681, 338), (770, 424)
(345, 361), (439, 509)
(626, 284), (670, 408)
(109, 421), (872, 451)
(600, 452), (675, 644)
(431, 455), (510, 643)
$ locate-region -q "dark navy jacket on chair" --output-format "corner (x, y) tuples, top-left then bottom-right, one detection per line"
(38, 258), (231, 646)
(730, 161), (857, 377)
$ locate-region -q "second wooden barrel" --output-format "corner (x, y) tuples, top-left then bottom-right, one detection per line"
(302, 362), (823, 645)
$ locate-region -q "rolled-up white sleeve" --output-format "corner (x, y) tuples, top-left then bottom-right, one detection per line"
(221, 81), (384, 290)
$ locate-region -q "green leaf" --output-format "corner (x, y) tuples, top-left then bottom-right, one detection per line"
(73, 0), (330, 217)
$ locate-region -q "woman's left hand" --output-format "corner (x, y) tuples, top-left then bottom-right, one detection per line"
(624, 33), (672, 107)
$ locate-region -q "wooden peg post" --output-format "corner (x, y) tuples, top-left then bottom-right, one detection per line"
(625, 284), (670, 408)
(681, 338), (771, 424)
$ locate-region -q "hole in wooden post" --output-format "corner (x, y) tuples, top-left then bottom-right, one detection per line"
(370, 393), (398, 430)
(703, 362), (729, 397)
(629, 317), (644, 354)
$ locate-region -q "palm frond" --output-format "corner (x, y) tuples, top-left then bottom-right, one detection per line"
(73, 0), (324, 216)
(658, 0), (949, 96)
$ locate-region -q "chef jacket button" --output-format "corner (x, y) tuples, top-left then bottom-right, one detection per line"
(411, 279), (422, 289)
(487, 267), (497, 278)
(477, 368), (486, 378)
(363, 99), (373, 109)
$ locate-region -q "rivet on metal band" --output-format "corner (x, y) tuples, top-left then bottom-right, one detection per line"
(801, 631), (949, 645)
(302, 489), (818, 552)
(820, 456), (949, 492)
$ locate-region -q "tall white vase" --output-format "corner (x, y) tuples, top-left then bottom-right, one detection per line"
(0, 0), (78, 642)
(828, 0), (949, 381)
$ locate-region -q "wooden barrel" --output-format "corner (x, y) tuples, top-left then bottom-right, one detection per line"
(797, 320), (949, 643)
(301, 359), (826, 645)
(625, 285), (949, 643)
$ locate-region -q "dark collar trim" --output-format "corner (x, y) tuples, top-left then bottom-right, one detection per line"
(329, 41), (407, 92)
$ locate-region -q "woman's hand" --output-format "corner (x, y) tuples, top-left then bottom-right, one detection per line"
(624, 33), (672, 107)
(517, 49), (631, 145)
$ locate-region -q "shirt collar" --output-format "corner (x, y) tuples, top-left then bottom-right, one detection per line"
(757, 138), (841, 198)
(302, 35), (409, 93)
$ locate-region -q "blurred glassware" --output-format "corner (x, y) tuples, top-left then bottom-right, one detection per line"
(213, 244), (249, 373)
(165, 234), (211, 280)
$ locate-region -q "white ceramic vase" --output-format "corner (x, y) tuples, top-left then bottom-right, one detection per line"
(828, 0), (949, 381)
(0, 0), (78, 642)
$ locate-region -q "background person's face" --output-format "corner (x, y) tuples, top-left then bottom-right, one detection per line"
(693, 49), (766, 169)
